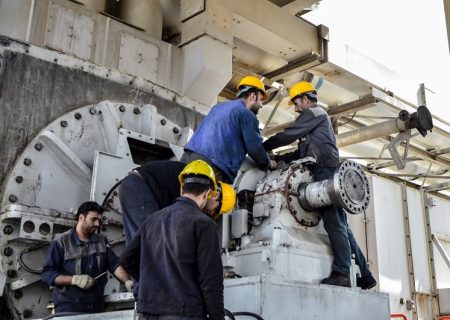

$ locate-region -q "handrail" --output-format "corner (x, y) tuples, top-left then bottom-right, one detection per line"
(391, 314), (408, 320)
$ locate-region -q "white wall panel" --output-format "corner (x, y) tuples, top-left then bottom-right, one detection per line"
(407, 188), (432, 293)
(371, 176), (411, 310)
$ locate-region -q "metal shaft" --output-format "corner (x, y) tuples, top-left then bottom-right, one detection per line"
(298, 161), (371, 214)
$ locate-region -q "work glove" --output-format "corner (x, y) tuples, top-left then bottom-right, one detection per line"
(125, 279), (134, 293)
(71, 274), (94, 289)
(268, 160), (278, 170)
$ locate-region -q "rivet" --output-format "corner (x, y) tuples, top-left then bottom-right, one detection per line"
(23, 158), (32, 166)
(3, 247), (13, 257)
(3, 225), (13, 235)
(89, 108), (96, 114)
(160, 119), (167, 125)
(119, 105), (126, 112)
(133, 108), (141, 114)
(173, 127), (180, 134)
(7, 269), (17, 278)
(34, 142), (43, 151)
(113, 191), (118, 196)
(22, 309), (32, 318)
(14, 290), (23, 299)
(60, 120), (68, 127)
(8, 194), (17, 203)
(15, 176), (23, 183)
(74, 112), (82, 120)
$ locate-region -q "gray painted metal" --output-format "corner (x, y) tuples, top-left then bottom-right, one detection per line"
(224, 275), (390, 320)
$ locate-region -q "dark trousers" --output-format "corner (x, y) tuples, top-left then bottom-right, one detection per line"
(313, 166), (370, 277)
(119, 174), (160, 244)
(180, 151), (226, 183)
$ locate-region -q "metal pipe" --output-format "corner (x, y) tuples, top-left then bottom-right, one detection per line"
(336, 117), (411, 148)
(25, 0), (35, 42)
(431, 234), (450, 270)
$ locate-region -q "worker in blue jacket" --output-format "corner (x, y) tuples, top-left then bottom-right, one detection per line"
(121, 160), (224, 320)
(263, 81), (377, 290)
(181, 76), (277, 183)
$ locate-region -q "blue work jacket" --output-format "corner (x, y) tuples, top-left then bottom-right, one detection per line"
(185, 99), (270, 183)
(41, 229), (120, 313)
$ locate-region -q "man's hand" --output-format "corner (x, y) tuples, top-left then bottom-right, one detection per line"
(268, 160), (278, 170)
(71, 275), (94, 289)
(125, 279), (134, 292)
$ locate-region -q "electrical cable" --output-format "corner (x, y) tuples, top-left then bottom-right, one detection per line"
(224, 308), (236, 320)
(18, 242), (50, 274)
(233, 311), (265, 320)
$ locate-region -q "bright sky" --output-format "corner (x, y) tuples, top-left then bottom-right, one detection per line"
(305, 0), (450, 121)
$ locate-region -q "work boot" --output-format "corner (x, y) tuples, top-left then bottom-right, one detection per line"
(357, 273), (377, 290)
(320, 271), (351, 287)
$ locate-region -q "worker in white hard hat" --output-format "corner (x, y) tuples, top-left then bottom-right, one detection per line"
(181, 76), (277, 184)
(121, 160), (225, 320)
(263, 81), (377, 290)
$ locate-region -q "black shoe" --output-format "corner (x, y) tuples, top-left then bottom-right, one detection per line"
(357, 274), (377, 290)
(320, 271), (351, 287)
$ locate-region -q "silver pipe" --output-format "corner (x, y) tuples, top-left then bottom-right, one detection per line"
(25, 0), (35, 42)
(336, 118), (411, 148)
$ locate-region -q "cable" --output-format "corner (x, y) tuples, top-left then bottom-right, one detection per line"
(233, 311), (265, 320)
(101, 179), (123, 214)
(225, 308), (236, 320)
(18, 242), (50, 274)
(337, 112), (357, 127)
(42, 312), (82, 320)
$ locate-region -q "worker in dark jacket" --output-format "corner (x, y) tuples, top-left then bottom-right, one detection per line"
(263, 81), (377, 290)
(120, 160), (224, 320)
(42, 202), (133, 313)
(181, 76), (277, 183)
(119, 160), (236, 243)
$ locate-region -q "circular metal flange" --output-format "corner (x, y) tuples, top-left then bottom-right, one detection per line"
(332, 160), (370, 214)
(285, 165), (321, 227)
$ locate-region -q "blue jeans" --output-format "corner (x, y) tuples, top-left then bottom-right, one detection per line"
(313, 166), (370, 277)
(119, 174), (160, 244)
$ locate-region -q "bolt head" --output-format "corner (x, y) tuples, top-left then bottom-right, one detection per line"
(160, 119), (167, 125)
(8, 194), (17, 203)
(60, 120), (68, 127)
(119, 105), (126, 112)
(133, 108), (141, 114)
(23, 158), (32, 166)
(74, 112), (82, 120)
(3, 225), (13, 235)
(89, 108), (97, 114)
(34, 142), (43, 151)
(173, 127), (180, 134)
(14, 290), (23, 299)
(15, 176), (23, 183)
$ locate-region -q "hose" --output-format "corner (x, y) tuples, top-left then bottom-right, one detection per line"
(225, 308), (236, 320)
(101, 179), (123, 209)
(233, 311), (265, 320)
(18, 242), (50, 274)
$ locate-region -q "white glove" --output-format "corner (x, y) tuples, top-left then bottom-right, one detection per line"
(71, 274), (94, 289)
(125, 279), (134, 292)
(268, 160), (278, 170)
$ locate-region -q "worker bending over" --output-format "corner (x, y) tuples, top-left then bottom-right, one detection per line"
(181, 76), (277, 183)
(263, 81), (377, 290)
(121, 160), (224, 320)
(119, 160), (235, 243)
(42, 201), (133, 313)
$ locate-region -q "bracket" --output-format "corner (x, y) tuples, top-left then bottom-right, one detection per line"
(387, 130), (411, 170)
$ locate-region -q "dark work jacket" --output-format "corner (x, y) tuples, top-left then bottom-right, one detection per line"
(184, 99), (270, 183)
(41, 229), (120, 313)
(135, 161), (185, 208)
(263, 106), (340, 167)
(120, 197), (224, 320)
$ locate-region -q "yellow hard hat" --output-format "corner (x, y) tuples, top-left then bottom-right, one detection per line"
(288, 81), (317, 105)
(218, 182), (236, 214)
(178, 160), (218, 197)
(237, 76), (268, 100)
